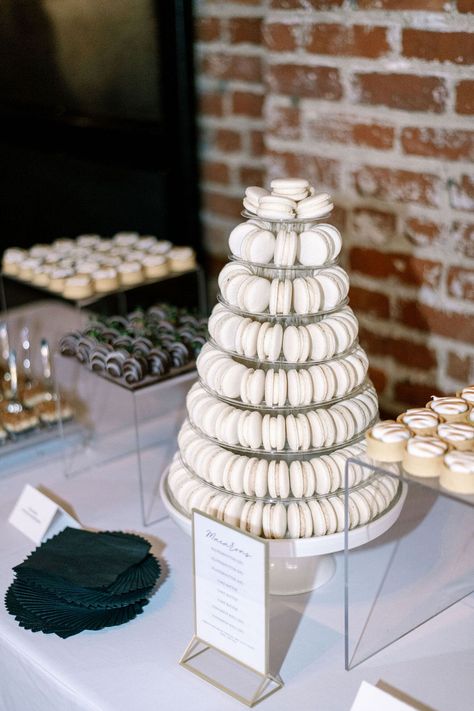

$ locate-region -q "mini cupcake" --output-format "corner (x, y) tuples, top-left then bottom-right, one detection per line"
(117, 261), (143, 286)
(77, 234), (101, 249)
(2, 248), (27, 275)
(397, 408), (439, 436)
(437, 422), (474, 451)
(427, 396), (469, 423)
(169, 246), (196, 271)
(63, 275), (94, 300)
(48, 268), (74, 292)
(113, 231), (139, 247)
(93, 267), (119, 293)
(76, 261), (101, 276)
(143, 254), (169, 279)
(29, 244), (51, 259)
(402, 435), (448, 477)
(366, 420), (411, 462)
(440, 451), (474, 495)
(32, 265), (54, 287)
(18, 258), (43, 282)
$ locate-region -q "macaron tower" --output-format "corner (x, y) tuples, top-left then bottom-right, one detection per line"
(166, 178), (400, 539)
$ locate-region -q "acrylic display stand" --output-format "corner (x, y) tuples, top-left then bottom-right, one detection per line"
(56, 352), (196, 526)
(344, 456), (474, 670)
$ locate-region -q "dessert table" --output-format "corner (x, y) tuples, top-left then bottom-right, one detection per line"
(0, 447), (473, 711)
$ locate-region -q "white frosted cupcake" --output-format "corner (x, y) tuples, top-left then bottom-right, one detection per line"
(143, 255), (169, 278)
(169, 246), (196, 271)
(113, 232), (139, 247)
(53, 238), (75, 252)
(137, 235), (158, 250)
(49, 268), (74, 292)
(77, 234), (101, 248)
(18, 258), (43, 281)
(94, 239), (113, 253)
(402, 436), (448, 477)
(76, 261), (100, 276)
(440, 451), (474, 494)
(437, 422), (474, 451)
(93, 268), (119, 293)
(2, 248), (27, 275)
(31, 265), (54, 287)
(397, 408), (439, 436)
(149, 240), (172, 255)
(366, 420), (410, 462)
(63, 275), (94, 300)
(29, 244), (51, 259)
(427, 396), (469, 423)
(117, 261), (143, 285)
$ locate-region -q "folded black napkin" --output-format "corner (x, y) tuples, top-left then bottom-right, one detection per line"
(5, 528), (161, 638)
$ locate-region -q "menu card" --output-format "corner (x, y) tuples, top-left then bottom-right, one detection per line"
(192, 510), (268, 675)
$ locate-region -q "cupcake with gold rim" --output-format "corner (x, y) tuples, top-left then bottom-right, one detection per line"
(437, 422), (474, 452)
(440, 451), (474, 495)
(427, 396), (469, 423)
(366, 420), (410, 462)
(397, 408), (439, 436)
(402, 435), (448, 477)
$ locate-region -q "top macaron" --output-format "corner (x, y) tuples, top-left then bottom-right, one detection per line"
(243, 178), (334, 221)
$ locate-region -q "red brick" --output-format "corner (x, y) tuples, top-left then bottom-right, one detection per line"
(330, 205), (347, 234)
(250, 130), (265, 156)
(446, 352), (474, 382)
(307, 24), (389, 59)
(447, 266), (474, 302)
(449, 174), (474, 212)
(201, 53), (262, 82)
(307, 116), (394, 149)
(228, 18), (262, 45)
(401, 127), (474, 162)
(231, 91), (264, 117)
(263, 23), (297, 52)
(368, 366), (387, 394)
(394, 381), (445, 409)
(198, 91), (224, 117)
(215, 129), (242, 152)
(402, 29), (474, 65)
(195, 17), (221, 42)
(270, 0), (342, 6)
(451, 221), (474, 257)
(349, 286), (390, 318)
(351, 208), (396, 243)
(456, 80), (474, 114)
(239, 166), (265, 187)
(404, 218), (441, 247)
(359, 0), (446, 7)
(353, 166), (441, 208)
(267, 150), (340, 190)
(350, 248), (442, 289)
(202, 161), (230, 184)
(359, 326), (437, 370)
(396, 299), (474, 342)
(458, 0), (474, 12)
(268, 64), (343, 100)
(267, 105), (300, 140)
(202, 191), (243, 219)
(354, 73), (447, 113)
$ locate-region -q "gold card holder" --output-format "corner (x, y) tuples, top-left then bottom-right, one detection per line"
(180, 510), (283, 707)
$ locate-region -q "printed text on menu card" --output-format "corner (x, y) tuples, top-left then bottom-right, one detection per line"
(193, 510), (268, 675)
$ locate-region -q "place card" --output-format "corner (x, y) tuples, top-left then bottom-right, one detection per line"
(180, 510), (282, 707)
(9, 484), (81, 544)
(351, 681), (419, 711)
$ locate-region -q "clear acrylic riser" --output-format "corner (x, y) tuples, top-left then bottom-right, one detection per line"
(344, 456), (474, 670)
(1, 265), (207, 318)
(55, 352), (197, 526)
(160, 465), (407, 596)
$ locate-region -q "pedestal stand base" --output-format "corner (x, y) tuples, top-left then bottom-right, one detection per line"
(269, 554), (336, 595)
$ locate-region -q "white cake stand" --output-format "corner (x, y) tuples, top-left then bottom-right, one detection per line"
(159, 470), (408, 596)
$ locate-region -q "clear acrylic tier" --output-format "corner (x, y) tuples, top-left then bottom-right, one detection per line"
(217, 293), (349, 321)
(344, 455), (474, 670)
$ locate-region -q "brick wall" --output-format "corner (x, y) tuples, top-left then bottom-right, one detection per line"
(194, 0), (474, 415)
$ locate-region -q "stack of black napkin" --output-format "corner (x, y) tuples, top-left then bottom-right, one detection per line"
(5, 527), (161, 638)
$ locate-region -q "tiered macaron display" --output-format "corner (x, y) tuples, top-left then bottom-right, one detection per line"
(2, 233), (197, 301)
(366, 389), (474, 495)
(165, 178), (401, 540)
(0, 324), (73, 443)
(59, 304), (207, 389)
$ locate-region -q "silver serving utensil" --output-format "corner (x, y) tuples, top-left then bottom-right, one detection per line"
(40, 339), (56, 401)
(20, 326), (33, 387)
(6, 350), (23, 414)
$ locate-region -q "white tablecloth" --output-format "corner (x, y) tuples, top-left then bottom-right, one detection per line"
(0, 302), (473, 710)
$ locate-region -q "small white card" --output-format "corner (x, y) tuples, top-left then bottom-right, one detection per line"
(8, 484), (81, 545)
(351, 681), (418, 711)
(192, 510), (268, 675)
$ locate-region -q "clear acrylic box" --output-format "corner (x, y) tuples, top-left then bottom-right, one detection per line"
(344, 456), (474, 670)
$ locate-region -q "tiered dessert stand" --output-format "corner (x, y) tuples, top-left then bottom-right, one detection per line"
(162, 196), (406, 595)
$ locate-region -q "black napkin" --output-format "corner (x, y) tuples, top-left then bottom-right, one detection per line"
(5, 528), (161, 638)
